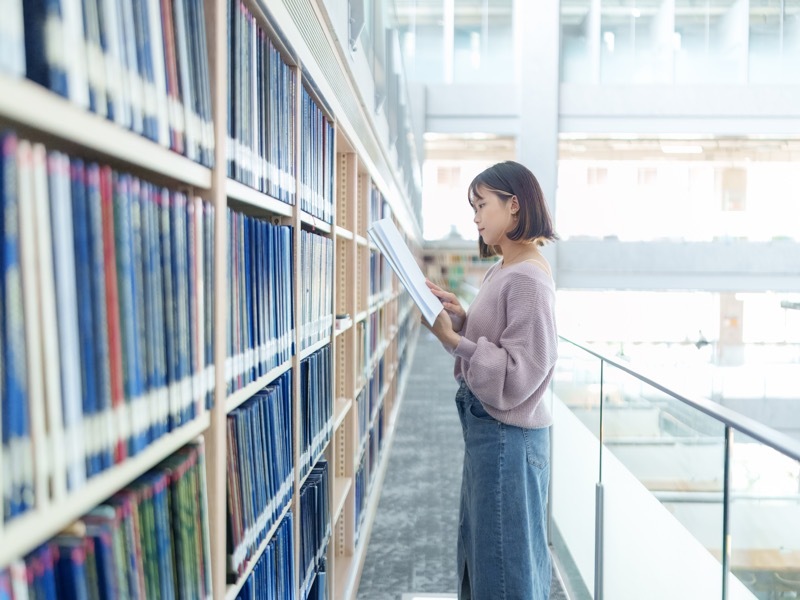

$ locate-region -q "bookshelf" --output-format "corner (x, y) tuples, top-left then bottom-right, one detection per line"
(0, 0), (421, 598)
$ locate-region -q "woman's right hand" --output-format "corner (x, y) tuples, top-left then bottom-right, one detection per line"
(426, 280), (466, 333)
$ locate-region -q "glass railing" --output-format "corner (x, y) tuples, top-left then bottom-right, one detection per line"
(550, 336), (800, 600)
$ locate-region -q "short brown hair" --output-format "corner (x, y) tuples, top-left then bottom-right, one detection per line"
(468, 161), (558, 258)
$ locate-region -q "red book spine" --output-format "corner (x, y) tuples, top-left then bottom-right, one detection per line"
(160, 0), (184, 154)
(100, 166), (126, 462)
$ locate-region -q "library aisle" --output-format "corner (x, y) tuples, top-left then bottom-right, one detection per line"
(357, 331), (568, 600)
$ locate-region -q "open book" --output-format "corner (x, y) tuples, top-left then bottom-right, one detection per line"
(367, 218), (443, 326)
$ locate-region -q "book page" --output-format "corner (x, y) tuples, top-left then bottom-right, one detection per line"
(367, 218), (443, 326)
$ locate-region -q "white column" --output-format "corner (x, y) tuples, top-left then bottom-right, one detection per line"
(513, 0), (561, 283)
(443, 0), (455, 83)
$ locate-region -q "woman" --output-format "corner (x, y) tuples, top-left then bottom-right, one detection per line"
(424, 160), (558, 600)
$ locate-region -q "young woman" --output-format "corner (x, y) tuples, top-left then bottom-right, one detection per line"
(424, 160), (558, 600)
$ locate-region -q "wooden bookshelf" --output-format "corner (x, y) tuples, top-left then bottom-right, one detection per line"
(0, 73), (213, 189)
(0, 0), (422, 598)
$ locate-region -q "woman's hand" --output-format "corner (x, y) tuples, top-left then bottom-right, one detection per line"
(426, 279), (466, 333)
(421, 308), (461, 353)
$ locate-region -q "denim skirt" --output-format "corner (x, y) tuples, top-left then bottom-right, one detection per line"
(455, 380), (551, 600)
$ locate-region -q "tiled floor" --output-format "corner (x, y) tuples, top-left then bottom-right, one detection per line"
(357, 330), (569, 600)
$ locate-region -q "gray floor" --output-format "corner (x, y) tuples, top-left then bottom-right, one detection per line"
(357, 330), (569, 600)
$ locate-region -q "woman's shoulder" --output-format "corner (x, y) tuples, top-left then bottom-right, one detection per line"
(498, 262), (555, 296)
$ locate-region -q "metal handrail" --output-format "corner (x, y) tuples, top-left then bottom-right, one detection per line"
(559, 335), (800, 463)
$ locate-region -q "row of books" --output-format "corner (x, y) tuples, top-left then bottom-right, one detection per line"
(367, 358), (386, 428)
(299, 88), (334, 224)
(227, 0), (296, 204)
(354, 409), (385, 546)
(235, 512), (295, 600)
(226, 373), (293, 578)
(368, 181), (389, 225)
(5, 0), (214, 166)
(299, 346), (333, 482)
(1, 131), (214, 523)
(368, 250), (390, 298)
(227, 210), (294, 395)
(299, 231), (333, 351)
(367, 310), (383, 364)
(299, 460), (330, 600)
(0, 440), (212, 599)
(355, 389), (368, 458)
(396, 303), (414, 359)
(306, 571), (328, 600)
(358, 361), (385, 465)
(356, 321), (368, 386)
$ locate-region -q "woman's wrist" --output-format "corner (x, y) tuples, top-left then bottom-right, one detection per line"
(444, 332), (461, 352)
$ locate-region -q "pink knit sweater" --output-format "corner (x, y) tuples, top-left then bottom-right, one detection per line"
(453, 260), (557, 429)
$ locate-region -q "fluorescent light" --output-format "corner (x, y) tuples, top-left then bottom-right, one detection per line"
(660, 144), (703, 154)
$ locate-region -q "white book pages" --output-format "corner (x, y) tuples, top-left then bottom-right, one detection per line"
(367, 218), (442, 326)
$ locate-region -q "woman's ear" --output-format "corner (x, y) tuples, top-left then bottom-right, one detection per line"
(509, 195), (520, 215)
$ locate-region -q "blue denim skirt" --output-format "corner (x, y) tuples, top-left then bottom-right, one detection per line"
(455, 381), (551, 600)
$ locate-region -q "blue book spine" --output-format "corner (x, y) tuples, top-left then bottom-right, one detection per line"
(22, 0), (69, 97)
(170, 192), (190, 425)
(71, 159), (103, 475)
(114, 174), (145, 455)
(85, 163), (114, 469)
(146, 185), (168, 439)
(54, 538), (90, 600)
(158, 188), (177, 429)
(203, 203), (213, 409)
(243, 216), (253, 384)
(130, 180), (153, 443)
(1, 132), (31, 521)
(185, 196), (198, 414)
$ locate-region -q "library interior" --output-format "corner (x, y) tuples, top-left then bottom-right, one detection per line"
(1, 1), (800, 599)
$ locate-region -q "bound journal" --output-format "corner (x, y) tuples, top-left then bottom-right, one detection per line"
(367, 218), (442, 326)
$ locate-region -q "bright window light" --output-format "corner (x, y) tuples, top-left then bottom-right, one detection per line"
(603, 31), (615, 53)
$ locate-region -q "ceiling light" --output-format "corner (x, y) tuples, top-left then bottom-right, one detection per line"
(660, 144), (703, 154)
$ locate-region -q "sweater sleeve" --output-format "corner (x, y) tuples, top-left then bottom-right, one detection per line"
(453, 275), (557, 411)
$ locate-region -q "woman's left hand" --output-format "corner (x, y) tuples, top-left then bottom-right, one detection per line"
(422, 309), (461, 352)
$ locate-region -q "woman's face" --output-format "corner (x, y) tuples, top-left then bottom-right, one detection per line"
(470, 185), (515, 247)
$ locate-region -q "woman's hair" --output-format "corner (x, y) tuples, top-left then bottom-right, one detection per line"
(468, 160), (558, 258)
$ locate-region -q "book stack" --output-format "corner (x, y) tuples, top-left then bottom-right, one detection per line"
(299, 231), (332, 351)
(1, 130), (214, 523)
(227, 210), (294, 395)
(299, 460), (330, 600)
(299, 346), (333, 482)
(226, 373), (294, 579)
(17, 0), (214, 166)
(227, 0), (296, 203)
(299, 88), (334, 224)
(0, 440), (212, 598)
(235, 511), (295, 600)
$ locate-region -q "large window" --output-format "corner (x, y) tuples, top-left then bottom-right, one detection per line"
(556, 138), (800, 242)
(395, 0), (514, 84)
(560, 0), (800, 84)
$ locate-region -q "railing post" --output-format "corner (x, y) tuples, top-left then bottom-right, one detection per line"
(721, 425), (733, 600)
(595, 360), (605, 600)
